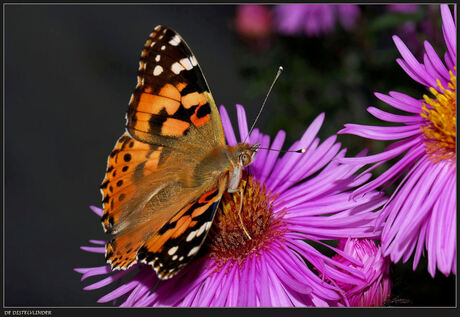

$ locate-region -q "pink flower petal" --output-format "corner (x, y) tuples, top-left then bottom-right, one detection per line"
(236, 104), (249, 142)
(219, 105), (237, 146)
(89, 205), (103, 217)
(423, 40), (450, 81)
(440, 4), (456, 63)
(393, 35), (437, 87)
(367, 106), (422, 124)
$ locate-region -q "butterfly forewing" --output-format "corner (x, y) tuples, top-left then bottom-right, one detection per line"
(127, 25), (225, 148)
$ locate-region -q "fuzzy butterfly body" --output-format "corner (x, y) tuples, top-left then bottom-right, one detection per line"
(100, 25), (258, 279)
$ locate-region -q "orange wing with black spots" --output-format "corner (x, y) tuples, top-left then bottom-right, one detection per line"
(106, 187), (224, 278)
(126, 25), (225, 149)
(100, 132), (166, 234)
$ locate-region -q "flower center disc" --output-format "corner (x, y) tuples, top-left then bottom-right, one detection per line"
(421, 71), (456, 162)
(206, 175), (285, 264)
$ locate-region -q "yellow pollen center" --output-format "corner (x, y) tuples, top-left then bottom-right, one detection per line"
(205, 175), (286, 266)
(420, 70), (456, 162)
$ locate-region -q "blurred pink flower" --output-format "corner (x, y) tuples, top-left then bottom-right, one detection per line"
(274, 4), (360, 37)
(387, 4), (419, 13)
(235, 5), (272, 50)
(235, 5), (272, 39)
(337, 4), (361, 30)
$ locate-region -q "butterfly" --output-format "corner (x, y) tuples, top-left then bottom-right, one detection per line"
(100, 25), (259, 280)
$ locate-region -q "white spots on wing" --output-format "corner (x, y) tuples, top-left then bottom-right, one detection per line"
(150, 41), (156, 48)
(101, 221), (107, 233)
(136, 75), (143, 88)
(167, 246), (178, 255)
(161, 45), (166, 51)
(153, 65), (163, 76)
(155, 54), (161, 62)
(169, 34), (181, 46)
(171, 62), (185, 75)
(171, 57), (195, 75)
(168, 268), (175, 273)
(172, 255), (178, 261)
(180, 58), (193, 70)
(162, 29), (167, 34)
(159, 35), (164, 40)
(179, 256), (184, 261)
(195, 226), (206, 238)
(186, 221), (212, 242)
(186, 230), (196, 242)
(138, 61), (146, 71)
(128, 94), (134, 105)
(154, 25), (161, 31)
(196, 221), (211, 238)
(190, 55), (198, 66)
(187, 246), (200, 257)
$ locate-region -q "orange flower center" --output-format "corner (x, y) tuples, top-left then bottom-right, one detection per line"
(420, 70), (456, 163)
(206, 175), (286, 265)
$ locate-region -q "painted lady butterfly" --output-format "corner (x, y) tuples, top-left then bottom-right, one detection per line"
(100, 25), (259, 279)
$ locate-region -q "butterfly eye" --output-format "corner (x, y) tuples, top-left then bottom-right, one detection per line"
(239, 153), (250, 166)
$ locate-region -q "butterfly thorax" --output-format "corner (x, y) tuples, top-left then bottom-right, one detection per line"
(185, 143), (258, 191)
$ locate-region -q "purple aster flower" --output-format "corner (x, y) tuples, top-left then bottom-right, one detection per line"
(324, 238), (391, 307)
(76, 104), (388, 307)
(274, 4), (360, 37)
(338, 4), (456, 277)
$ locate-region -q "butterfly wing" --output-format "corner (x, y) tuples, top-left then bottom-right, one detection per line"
(106, 184), (225, 278)
(100, 25), (228, 277)
(126, 25), (225, 149)
(100, 132), (168, 234)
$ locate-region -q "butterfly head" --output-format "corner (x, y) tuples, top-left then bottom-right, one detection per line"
(226, 143), (259, 193)
(234, 143), (259, 167)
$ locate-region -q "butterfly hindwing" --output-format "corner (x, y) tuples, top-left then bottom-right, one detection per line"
(105, 187), (222, 277)
(137, 188), (221, 279)
(100, 132), (166, 233)
(127, 25), (225, 148)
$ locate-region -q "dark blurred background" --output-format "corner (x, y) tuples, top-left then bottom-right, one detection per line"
(4, 4), (455, 306)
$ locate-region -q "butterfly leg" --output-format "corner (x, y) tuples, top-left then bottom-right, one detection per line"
(238, 186), (252, 240)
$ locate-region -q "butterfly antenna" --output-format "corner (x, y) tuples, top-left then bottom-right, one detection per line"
(244, 66), (284, 144)
(258, 147), (307, 153)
